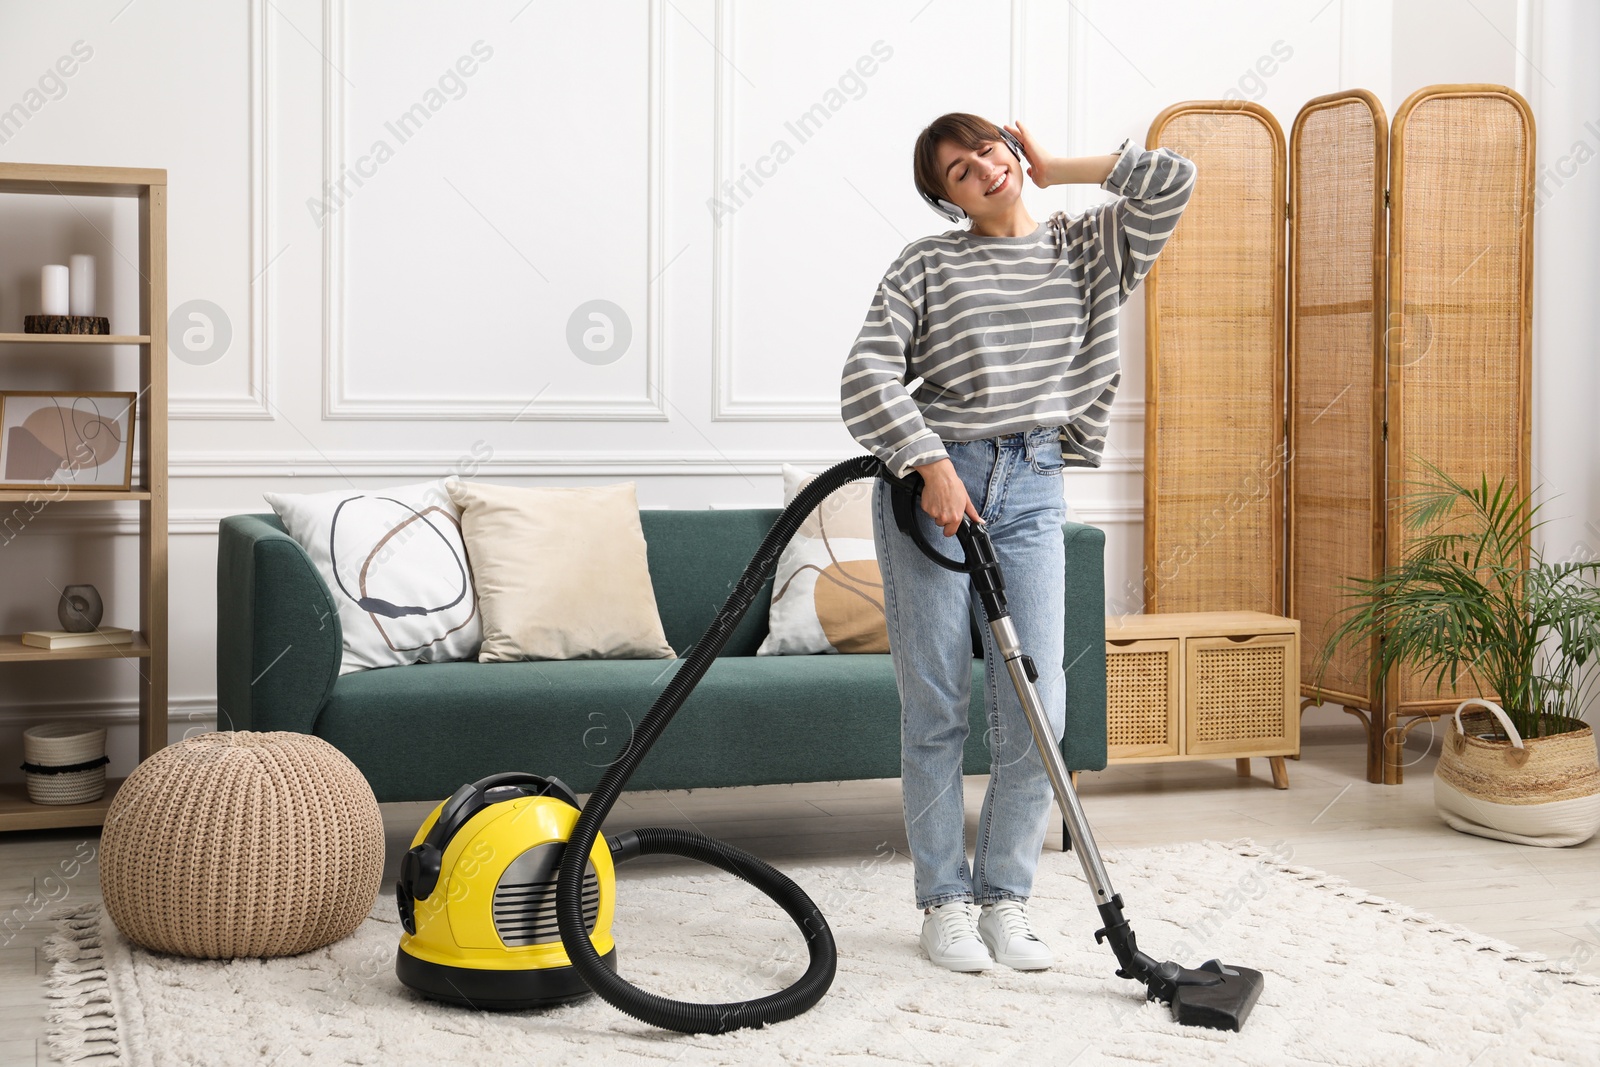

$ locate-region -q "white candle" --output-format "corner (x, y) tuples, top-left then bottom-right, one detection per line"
(69, 254), (95, 316)
(41, 265), (69, 316)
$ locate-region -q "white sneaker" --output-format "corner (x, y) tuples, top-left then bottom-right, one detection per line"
(978, 899), (1054, 970)
(919, 901), (993, 972)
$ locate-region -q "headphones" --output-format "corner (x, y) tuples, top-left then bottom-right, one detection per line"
(396, 771), (580, 933)
(922, 127), (1030, 224)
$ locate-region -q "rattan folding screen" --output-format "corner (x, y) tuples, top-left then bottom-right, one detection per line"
(1144, 85), (1534, 784)
(1287, 90), (1390, 783)
(1376, 86), (1534, 782)
(1142, 101), (1287, 617)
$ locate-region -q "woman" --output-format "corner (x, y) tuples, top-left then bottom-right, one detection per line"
(839, 113), (1195, 972)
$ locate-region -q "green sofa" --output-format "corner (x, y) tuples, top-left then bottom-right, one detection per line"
(215, 508), (1108, 804)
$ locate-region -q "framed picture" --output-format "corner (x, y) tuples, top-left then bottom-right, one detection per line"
(0, 391), (136, 491)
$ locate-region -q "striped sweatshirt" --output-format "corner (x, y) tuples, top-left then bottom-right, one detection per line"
(841, 137), (1197, 478)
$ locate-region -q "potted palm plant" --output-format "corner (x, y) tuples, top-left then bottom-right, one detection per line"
(1312, 459), (1600, 846)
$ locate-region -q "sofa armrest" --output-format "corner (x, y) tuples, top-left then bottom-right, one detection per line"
(1061, 520), (1108, 772)
(216, 514), (342, 734)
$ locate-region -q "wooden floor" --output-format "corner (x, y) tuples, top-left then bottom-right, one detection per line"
(3, 715), (1597, 1064)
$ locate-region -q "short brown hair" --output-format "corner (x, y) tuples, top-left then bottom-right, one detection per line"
(913, 112), (1007, 208)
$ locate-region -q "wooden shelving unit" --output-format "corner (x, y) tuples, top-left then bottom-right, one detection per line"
(0, 162), (167, 832)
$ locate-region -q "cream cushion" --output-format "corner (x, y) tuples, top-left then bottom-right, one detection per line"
(445, 478), (675, 662)
(756, 464), (888, 655)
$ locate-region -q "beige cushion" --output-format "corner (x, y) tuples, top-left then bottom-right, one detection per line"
(756, 464), (888, 655)
(445, 479), (675, 662)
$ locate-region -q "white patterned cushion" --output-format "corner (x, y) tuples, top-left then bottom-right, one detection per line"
(264, 480), (481, 675)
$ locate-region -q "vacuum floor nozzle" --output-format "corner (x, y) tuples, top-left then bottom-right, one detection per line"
(1166, 959), (1265, 1032)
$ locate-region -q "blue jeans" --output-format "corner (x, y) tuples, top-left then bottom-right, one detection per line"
(872, 427), (1068, 910)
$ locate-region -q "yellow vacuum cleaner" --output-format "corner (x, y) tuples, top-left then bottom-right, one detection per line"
(395, 773), (618, 1009)
(394, 455), (1265, 1035)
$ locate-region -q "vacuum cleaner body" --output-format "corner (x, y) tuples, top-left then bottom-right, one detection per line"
(395, 773), (619, 1010)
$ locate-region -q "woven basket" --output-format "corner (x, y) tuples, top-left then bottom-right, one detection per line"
(100, 731), (384, 958)
(22, 723), (108, 805)
(1435, 698), (1600, 847)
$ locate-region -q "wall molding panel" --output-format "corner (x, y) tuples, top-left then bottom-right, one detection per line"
(707, 0), (836, 421)
(160, 444), (1143, 478)
(0, 696), (216, 731)
(169, 0), (274, 420)
(319, 0), (668, 421)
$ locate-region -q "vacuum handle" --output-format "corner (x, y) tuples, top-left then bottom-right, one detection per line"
(878, 464), (1007, 621)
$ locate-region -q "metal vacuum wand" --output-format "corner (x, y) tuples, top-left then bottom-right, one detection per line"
(880, 464), (1264, 1032)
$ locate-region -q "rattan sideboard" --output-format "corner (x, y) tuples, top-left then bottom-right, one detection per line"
(1104, 611), (1300, 789)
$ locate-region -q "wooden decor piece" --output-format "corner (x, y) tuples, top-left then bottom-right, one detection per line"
(1386, 85), (1534, 730)
(23, 314), (110, 334)
(1286, 90), (1388, 716)
(1144, 102), (1287, 617)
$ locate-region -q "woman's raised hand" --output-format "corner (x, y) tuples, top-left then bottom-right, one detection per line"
(1004, 121), (1055, 189)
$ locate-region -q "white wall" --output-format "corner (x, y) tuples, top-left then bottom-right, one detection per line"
(1393, 0), (1519, 91)
(1522, 0), (1600, 712)
(1, 0), (1586, 781)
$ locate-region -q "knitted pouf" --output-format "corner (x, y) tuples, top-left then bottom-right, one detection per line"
(100, 731), (384, 959)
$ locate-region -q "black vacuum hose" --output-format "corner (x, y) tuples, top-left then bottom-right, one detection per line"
(556, 453), (884, 1034)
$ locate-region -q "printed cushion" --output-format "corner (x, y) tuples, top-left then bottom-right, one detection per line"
(757, 464), (888, 655)
(264, 480), (481, 675)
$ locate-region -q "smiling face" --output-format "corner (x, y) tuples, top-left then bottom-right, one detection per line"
(935, 136), (1021, 222)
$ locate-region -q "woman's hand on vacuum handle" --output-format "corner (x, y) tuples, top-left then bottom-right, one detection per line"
(912, 457), (983, 537)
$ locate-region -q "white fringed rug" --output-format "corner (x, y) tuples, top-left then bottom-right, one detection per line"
(44, 838), (1600, 1066)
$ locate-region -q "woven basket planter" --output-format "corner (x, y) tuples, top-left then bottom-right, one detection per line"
(22, 723), (108, 805)
(1435, 699), (1600, 848)
(100, 731), (384, 958)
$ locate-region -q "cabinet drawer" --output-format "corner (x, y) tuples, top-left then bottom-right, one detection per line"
(1105, 637), (1180, 758)
(1185, 632), (1297, 756)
